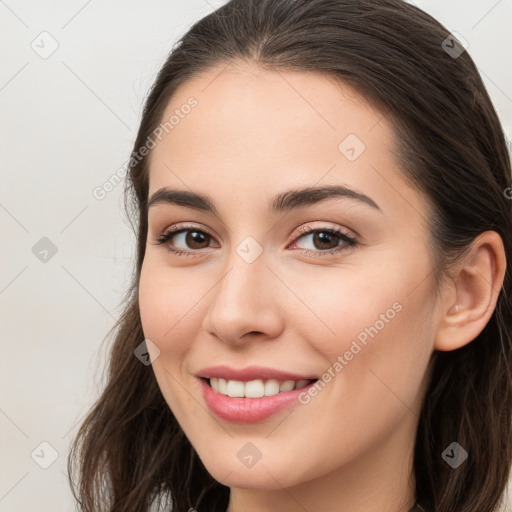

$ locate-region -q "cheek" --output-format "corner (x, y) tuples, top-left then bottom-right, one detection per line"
(280, 261), (434, 473)
(138, 257), (203, 359)
(138, 258), (206, 420)
(290, 251), (435, 400)
(304, 244), (433, 352)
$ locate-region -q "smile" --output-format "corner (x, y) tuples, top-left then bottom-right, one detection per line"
(198, 377), (319, 423)
(207, 377), (315, 397)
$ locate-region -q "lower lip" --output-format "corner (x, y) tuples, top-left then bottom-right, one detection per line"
(198, 378), (317, 423)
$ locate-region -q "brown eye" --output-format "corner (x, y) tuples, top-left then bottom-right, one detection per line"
(292, 227), (358, 255)
(154, 227), (217, 255)
(310, 231), (340, 250)
(182, 230), (211, 249)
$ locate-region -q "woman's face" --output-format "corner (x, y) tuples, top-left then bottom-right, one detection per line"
(139, 62), (438, 492)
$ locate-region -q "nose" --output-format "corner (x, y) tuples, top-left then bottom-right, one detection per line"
(202, 248), (284, 346)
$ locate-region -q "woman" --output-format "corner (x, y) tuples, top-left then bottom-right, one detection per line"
(67, 1), (512, 511)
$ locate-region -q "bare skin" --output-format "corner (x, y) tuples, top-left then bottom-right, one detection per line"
(138, 61), (506, 512)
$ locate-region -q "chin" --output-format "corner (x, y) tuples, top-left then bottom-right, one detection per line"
(200, 454), (302, 490)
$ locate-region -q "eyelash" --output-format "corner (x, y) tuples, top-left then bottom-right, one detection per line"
(154, 223), (359, 258)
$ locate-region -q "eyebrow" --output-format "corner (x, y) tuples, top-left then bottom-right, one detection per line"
(147, 184), (381, 215)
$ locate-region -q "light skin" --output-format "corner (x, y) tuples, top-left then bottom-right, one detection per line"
(138, 61), (506, 512)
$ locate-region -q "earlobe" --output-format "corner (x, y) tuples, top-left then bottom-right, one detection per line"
(434, 231), (507, 352)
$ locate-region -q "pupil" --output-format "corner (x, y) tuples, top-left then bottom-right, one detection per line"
(314, 232), (337, 250)
(187, 231), (208, 249)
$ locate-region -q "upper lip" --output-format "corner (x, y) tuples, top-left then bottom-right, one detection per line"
(196, 365), (318, 382)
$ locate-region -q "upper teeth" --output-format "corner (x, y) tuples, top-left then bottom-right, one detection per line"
(209, 378), (312, 398)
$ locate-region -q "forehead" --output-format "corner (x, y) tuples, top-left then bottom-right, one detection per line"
(154, 61), (384, 152)
(146, 61), (428, 222)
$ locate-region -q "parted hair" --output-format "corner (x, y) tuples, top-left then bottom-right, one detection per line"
(68, 1), (512, 511)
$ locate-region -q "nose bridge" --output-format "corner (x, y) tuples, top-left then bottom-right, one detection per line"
(203, 235), (283, 342)
(216, 237), (268, 311)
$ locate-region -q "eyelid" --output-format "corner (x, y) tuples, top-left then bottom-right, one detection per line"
(154, 221), (359, 258)
(158, 221), (355, 241)
(289, 221), (357, 241)
(159, 222), (217, 241)
(287, 225), (358, 252)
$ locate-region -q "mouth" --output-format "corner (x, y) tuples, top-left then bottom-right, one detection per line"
(200, 377), (318, 398)
(198, 376), (320, 423)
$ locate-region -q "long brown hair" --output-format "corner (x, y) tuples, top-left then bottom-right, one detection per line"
(67, 1), (512, 510)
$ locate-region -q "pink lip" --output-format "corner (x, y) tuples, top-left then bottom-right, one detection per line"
(198, 377), (318, 423)
(196, 365), (318, 381)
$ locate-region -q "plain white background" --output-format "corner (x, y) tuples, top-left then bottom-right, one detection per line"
(1, 1), (511, 510)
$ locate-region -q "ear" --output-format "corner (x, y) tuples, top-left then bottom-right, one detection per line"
(434, 231), (507, 352)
